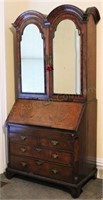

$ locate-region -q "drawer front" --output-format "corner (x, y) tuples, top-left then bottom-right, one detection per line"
(39, 137), (74, 151)
(10, 155), (73, 182)
(10, 143), (33, 157)
(10, 143), (73, 165)
(48, 150), (73, 165)
(9, 125), (74, 140)
(9, 155), (32, 172)
(9, 132), (38, 146)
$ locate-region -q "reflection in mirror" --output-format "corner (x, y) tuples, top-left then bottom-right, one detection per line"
(21, 24), (44, 93)
(53, 19), (81, 95)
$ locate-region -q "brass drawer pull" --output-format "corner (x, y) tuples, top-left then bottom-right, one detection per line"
(52, 153), (59, 159)
(20, 147), (26, 153)
(51, 168), (59, 174)
(21, 162), (27, 167)
(20, 136), (27, 141)
(51, 140), (59, 146)
(36, 160), (44, 165)
(35, 147), (42, 152)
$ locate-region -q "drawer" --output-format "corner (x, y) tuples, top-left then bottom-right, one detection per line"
(39, 137), (74, 151)
(10, 143), (33, 157)
(47, 150), (73, 165)
(10, 155), (73, 182)
(8, 125), (75, 141)
(9, 155), (32, 172)
(9, 132), (38, 146)
(10, 143), (73, 165)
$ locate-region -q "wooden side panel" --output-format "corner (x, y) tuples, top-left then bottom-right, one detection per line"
(85, 100), (97, 164)
(78, 100), (97, 176)
(87, 15), (96, 100)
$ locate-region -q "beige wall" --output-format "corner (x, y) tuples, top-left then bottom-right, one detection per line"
(4, 0), (103, 160)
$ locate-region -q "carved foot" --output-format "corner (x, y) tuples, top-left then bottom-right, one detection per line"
(92, 172), (97, 180)
(70, 187), (82, 198)
(5, 170), (15, 179)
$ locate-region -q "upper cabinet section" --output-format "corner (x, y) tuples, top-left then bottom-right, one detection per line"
(13, 5), (100, 101)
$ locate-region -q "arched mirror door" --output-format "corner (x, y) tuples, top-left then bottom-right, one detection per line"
(13, 11), (48, 99)
(47, 6), (86, 101)
(21, 24), (45, 94)
(53, 19), (81, 95)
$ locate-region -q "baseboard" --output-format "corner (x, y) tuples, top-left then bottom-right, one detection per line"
(97, 158), (103, 179)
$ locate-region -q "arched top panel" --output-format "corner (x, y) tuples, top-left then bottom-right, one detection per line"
(13, 6), (100, 34)
(12, 10), (46, 37)
(46, 4), (100, 25)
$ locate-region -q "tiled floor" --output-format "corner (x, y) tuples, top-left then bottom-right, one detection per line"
(0, 174), (103, 199)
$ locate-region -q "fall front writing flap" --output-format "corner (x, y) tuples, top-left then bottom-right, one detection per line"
(7, 99), (85, 131)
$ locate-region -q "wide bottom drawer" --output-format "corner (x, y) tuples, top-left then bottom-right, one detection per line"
(9, 155), (73, 182)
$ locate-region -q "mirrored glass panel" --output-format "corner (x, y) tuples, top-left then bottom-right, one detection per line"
(53, 19), (81, 95)
(21, 24), (44, 93)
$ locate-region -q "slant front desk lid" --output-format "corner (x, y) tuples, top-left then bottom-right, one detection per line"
(7, 99), (85, 131)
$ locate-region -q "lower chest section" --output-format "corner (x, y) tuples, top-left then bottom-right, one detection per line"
(7, 124), (79, 183)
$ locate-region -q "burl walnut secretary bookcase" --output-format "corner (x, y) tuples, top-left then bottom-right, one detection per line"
(6, 5), (100, 198)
